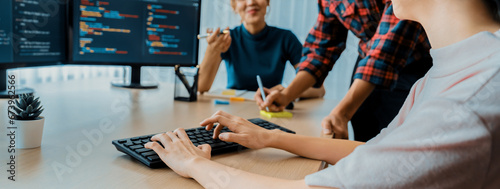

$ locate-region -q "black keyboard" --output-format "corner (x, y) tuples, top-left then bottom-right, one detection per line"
(112, 118), (295, 168)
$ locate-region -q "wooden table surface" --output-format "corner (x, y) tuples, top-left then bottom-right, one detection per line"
(0, 78), (336, 188)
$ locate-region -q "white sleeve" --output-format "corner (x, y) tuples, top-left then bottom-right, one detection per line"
(305, 98), (492, 189)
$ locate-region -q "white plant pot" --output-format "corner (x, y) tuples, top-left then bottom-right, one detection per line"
(15, 116), (45, 149)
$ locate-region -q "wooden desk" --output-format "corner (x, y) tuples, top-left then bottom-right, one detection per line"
(0, 78), (335, 188)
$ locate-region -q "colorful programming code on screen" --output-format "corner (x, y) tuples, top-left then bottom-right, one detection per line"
(72, 0), (200, 66)
(0, 0), (65, 64)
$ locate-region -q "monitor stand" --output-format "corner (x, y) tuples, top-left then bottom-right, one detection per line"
(0, 69), (34, 98)
(111, 66), (158, 89)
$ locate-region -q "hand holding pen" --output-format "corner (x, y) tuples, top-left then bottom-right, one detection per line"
(200, 27), (231, 54)
(255, 76), (290, 112)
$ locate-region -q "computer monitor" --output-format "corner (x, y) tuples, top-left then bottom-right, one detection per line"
(67, 0), (201, 89)
(0, 0), (66, 98)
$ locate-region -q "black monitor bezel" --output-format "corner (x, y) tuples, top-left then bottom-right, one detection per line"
(66, 0), (202, 68)
(0, 0), (67, 69)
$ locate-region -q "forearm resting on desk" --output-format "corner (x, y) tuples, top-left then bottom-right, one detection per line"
(268, 132), (364, 165)
(189, 158), (337, 189)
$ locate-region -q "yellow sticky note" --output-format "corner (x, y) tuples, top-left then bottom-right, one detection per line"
(260, 110), (293, 118)
(221, 89), (236, 96)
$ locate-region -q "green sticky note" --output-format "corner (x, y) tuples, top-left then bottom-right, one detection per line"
(260, 110), (293, 118)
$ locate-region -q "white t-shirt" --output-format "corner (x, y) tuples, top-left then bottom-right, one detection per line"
(305, 30), (500, 188)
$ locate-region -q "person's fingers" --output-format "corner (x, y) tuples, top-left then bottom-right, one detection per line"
(144, 141), (166, 156)
(213, 123), (226, 139)
(262, 90), (279, 107)
(151, 133), (173, 148)
(321, 119), (333, 135)
(165, 131), (180, 143)
(254, 88), (265, 107)
(203, 111), (228, 130)
(268, 105), (284, 112)
(173, 128), (189, 141)
(262, 90), (286, 111)
(218, 132), (243, 144)
(200, 114), (233, 131)
(203, 111), (231, 130)
(207, 28), (213, 33)
(197, 144), (212, 154)
(207, 27), (220, 43)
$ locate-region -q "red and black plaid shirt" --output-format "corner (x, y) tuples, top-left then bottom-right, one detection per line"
(298, 0), (431, 89)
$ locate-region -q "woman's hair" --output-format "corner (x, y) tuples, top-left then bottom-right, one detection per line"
(483, 0), (500, 22)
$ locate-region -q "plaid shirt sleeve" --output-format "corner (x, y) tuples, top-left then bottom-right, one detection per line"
(297, 0), (349, 88)
(353, 2), (428, 89)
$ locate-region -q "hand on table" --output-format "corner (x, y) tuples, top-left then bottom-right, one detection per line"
(321, 112), (349, 139)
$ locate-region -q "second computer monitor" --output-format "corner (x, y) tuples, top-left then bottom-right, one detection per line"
(68, 0), (201, 88)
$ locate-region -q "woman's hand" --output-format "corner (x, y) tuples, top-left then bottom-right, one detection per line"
(254, 87), (289, 112)
(144, 128), (212, 178)
(200, 110), (280, 149)
(206, 27), (231, 54)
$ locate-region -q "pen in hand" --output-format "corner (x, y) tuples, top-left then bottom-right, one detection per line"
(197, 30), (229, 39)
(256, 75), (270, 112)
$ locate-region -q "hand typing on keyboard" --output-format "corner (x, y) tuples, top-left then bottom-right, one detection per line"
(143, 110), (288, 178)
(144, 128), (211, 178)
(200, 110), (281, 149)
(113, 111), (295, 169)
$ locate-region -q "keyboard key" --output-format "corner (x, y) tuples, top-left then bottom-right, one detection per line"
(129, 145), (143, 150)
(118, 139), (127, 143)
(147, 155), (160, 161)
(211, 142), (225, 148)
(130, 137), (140, 141)
(133, 141), (142, 145)
(141, 139), (150, 143)
(141, 151), (157, 157)
(135, 148), (152, 153)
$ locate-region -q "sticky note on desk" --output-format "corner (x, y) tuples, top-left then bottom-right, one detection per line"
(214, 99), (230, 105)
(221, 89), (236, 96)
(260, 110), (293, 118)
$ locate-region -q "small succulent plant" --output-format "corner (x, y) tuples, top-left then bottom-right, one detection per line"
(10, 94), (44, 120)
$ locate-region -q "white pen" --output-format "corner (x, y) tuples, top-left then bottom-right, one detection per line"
(256, 75), (270, 112)
(197, 30), (229, 39)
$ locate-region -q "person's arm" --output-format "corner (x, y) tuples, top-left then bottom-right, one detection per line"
(255, 3), (348, 111)
(189, 158), (338, 189)
(321, 2), (430, 136)
(145, 122), (344, 188)
(200, 111), (364, 164)
(321, 79), (375, 137)
(198, 27), (231, 93)
(286, 30), (326, 99)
